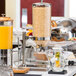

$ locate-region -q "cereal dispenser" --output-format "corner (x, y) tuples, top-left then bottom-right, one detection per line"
(32, 2), (51, 47)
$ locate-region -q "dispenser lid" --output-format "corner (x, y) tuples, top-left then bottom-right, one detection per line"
(0, 17), (13, 21)
(32, 2), (51, 7)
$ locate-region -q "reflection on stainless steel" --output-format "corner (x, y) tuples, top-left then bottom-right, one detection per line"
(0, 50), (7, 66)
(22, 32), (26, 66)
(22, 8), (27, 28)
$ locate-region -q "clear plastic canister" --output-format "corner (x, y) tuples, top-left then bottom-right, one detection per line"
(32, 3), (51, 47)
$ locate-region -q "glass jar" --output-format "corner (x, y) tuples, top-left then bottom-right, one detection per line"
(51, 46), (65, 72)
(0, 17), (13, 66)
(32, 3), (51, 47)
(0, 17), (13, 49)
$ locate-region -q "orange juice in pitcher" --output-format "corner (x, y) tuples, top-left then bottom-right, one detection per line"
(0, 26), (13, 49)
(0, 17), (13, 49)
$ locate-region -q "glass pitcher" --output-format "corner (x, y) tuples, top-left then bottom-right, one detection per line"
(51, 46), (65, 72)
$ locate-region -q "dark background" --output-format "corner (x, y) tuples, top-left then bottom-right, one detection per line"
(20, 0), (64, 26)
(0, 0), (5, 16)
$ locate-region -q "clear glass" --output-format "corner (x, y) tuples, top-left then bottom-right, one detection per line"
(32, 3), (51, 47)
(0, 18), (13, 74)
(51, 46), (65, 72)
(0, 20), (13, 49)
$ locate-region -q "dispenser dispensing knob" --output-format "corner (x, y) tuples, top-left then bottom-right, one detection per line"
(68, 61), (74, 66)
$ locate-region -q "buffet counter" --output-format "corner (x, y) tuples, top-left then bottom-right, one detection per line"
(14, 66), (76, 76)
